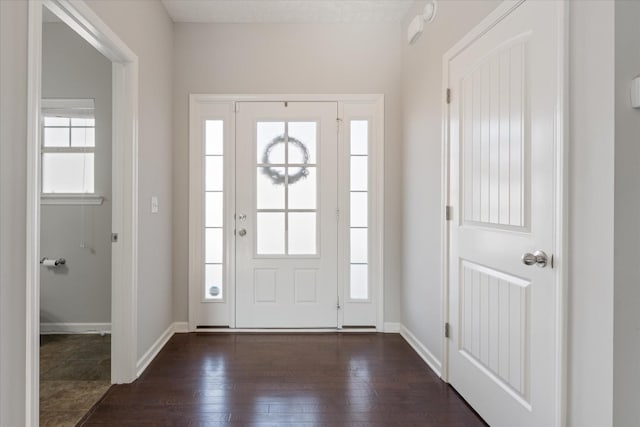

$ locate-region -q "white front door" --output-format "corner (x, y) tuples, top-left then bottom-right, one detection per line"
(447, 1), (563, 426)
(235, 102), (339, 328)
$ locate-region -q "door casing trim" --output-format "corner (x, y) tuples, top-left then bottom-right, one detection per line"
(440, 1), (567, 426)
(26, 1), (139, 424)
(188, 94), (385, 332)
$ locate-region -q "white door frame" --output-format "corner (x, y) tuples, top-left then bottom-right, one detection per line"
(26, 0), (139, 424)
(188, 94), (385, 332)
(440, 0), (568, 425)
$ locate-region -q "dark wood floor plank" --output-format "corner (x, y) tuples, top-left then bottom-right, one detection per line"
(80, 333), (486, 426)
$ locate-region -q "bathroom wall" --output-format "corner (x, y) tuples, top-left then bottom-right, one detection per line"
(40, 22), (112, 330)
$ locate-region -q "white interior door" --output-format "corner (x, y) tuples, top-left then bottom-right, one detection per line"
(447, 1), (563, 426)
(235, 102), (338, 328)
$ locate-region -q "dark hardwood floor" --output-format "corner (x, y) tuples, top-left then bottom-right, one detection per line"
(80, 333), (486, 426)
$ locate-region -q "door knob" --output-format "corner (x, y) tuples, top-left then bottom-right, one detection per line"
(237, 228), (247, 237)
(521, 250), (549, 268)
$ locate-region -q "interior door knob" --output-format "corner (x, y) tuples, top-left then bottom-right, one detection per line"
(521, 250), (549, 268)
(237, 228), (247, 237)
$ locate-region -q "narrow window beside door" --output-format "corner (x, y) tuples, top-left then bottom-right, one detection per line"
(350, 120), (369, 300)
(204, 120), (224, 300)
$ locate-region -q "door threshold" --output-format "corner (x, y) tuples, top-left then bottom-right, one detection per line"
(194, 327), (379, 333)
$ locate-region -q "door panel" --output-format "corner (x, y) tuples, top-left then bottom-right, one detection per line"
(459, 260), (530, 402)
(461, 39), (527, 229)
(448, 1), (562, 425)
(236, 102), (338, 328)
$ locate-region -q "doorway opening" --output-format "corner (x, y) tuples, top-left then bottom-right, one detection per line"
(26, 1), (139, 424)
(38, 11), (112, 425)
(441, 1), (567, 426)
(188, 95), (385, 331)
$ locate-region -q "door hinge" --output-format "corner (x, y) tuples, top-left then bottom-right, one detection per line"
(111, 233), (119, 243)
(445, 205), (453, 221)
(445, 322), (450, 338)
(337, 297), (341, 310)
(446, 88), (451, 104)
(336, 208), (340, 220)
(234, 103), (239, 113)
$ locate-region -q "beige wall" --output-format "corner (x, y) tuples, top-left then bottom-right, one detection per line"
(85, 0), (174, 361)
(400, 1), (620, 425)
(613, 1), (640, 425)
(171, 22), (404, 324)
(569, 1), (615, 425)
(399, 0), (501, 370)
(0, 1), (634, 425)
(40, 22), (112, 327)
(1, 1), (174, 422)
(0, 1), (28, 425)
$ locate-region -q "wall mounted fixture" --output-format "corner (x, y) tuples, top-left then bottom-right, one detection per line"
(631, 75), (640, 108)
(40, 257), (66, 267)
(407, 1), (437, 45)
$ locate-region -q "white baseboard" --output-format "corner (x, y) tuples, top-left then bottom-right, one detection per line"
(383, 322), (401, 333)
(173, 321), (189, 333)
(136, 322), (177, 377)
(40, 322), (111, 334)
(400, 324), (442, 377)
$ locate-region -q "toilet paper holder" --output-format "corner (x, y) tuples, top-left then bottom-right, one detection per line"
(40, 257), (66, 267)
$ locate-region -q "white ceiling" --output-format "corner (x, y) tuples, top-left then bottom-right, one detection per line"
(161, 0), (414, 24)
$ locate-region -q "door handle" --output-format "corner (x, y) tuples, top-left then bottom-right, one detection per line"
(521, 250), (550, 268)
(237, 228), (247, 237)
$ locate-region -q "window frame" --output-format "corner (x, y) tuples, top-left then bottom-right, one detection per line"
(40, 98), (102, 205)
(348, 119), (371, 301)
(203, 118), (226, 301)
(188, 94), (384, 331)
(338, 99), (384, 328)
(254, 120), (321, 257)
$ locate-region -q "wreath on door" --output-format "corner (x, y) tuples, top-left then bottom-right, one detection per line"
(261, 135), (310, 185)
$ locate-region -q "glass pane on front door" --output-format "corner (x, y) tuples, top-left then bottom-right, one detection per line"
(255, 121), (318, 255)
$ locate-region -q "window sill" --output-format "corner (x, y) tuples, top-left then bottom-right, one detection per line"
(40, 194), (104, 206)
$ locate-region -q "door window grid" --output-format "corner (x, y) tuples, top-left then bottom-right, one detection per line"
(256, 121), (318, 255)
(41, 100), (96, 194)
(204, 120), (224, 300)
(350, 120), (369, 300)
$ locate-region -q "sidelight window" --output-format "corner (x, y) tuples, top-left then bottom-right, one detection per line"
(204, 120), (224, 300)
(349, 120), (369, 300)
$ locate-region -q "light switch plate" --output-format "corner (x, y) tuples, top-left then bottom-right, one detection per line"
(151, 196), (159, 213)
(631, 76), (640, 108)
